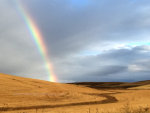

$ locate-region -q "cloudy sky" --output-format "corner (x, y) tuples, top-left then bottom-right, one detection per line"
(0, 0), (150, 82)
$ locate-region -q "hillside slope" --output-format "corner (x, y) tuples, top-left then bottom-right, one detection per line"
(0, 73), (104, 108)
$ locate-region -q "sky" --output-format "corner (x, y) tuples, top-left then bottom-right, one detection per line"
(0, 0), (150, 82)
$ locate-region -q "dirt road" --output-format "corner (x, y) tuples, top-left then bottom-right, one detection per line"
(0, 92), (118, 111)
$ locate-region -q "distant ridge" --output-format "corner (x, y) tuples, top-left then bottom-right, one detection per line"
(70, 80), (150, 89)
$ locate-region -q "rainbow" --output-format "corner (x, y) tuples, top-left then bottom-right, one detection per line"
(14, 0), (57, 82)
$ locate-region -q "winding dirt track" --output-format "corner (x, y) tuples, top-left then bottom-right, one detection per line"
(0, 92), (118, 111)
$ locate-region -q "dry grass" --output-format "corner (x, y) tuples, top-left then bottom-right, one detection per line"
(129, 85), (150, 89)
(0, 73), (104, 107)
(1, 73), (150, 113)
(86, 106), (150, 113)
(84, 105), (150, 113)
(10, 104), (149, 113)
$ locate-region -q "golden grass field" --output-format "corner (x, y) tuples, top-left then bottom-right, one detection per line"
(0, 73), (150, 113)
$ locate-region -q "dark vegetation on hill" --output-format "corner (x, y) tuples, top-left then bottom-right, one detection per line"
(70, 80), (150, 89)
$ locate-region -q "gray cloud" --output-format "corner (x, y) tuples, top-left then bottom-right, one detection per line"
(0, 0), (49, 80)
(54, 46), (150, 82)
(21, 0), (150, 58)
(91, 65), (127, 76)
(0, 0), (150, 82)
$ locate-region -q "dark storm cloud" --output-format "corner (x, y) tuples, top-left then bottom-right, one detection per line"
(55, 46), (150, 82)
(89, 65), (127, 76)
(22, 0), (150, 58)
(0, 0), (150, 82)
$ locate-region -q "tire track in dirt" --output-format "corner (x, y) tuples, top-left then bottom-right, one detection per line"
(0, 92), (118, 111)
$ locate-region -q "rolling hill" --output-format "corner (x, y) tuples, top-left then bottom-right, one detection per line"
(1, 73), (150, 113)
(0, 73), (105, 111)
